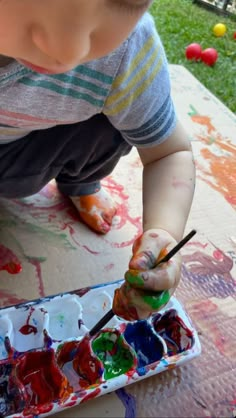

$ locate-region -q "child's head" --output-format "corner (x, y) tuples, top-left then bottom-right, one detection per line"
(0, 0), (152, 74)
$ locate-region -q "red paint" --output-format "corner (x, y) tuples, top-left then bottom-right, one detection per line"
(19, 325), (37, 335)
(62, 398), (77, 408)
(103, 177), (142, 248)
(19, 307), (38, 336)
(82, 245), (100, 255)
(213, 249), (224, 261)
(81, 387), (101, 403)
(16, 349), (73, 413)
(0, 244), (22, 275)
(125, 367), (137, 381)
(153, 309), (194, 354)
(56, 336), (104, 387)
(2, 262), (22, 274)
(62, 394), (78, 407)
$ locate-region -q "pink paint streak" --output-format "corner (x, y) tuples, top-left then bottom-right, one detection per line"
(103, 177), (142, 248)
(27, 258), (45, 297)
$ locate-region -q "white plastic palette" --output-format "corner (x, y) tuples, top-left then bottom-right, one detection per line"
(0, 279), (201, 417)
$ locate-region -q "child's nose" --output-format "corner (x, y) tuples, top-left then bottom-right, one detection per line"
(31, 25), (91, 67)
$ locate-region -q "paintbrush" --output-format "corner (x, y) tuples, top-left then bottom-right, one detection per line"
(89, 229), (197, 337)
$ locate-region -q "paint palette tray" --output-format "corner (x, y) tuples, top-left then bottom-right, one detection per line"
(0, 279), (201, 418)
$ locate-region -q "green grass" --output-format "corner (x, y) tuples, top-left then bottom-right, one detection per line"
(150, 0), (236, 113)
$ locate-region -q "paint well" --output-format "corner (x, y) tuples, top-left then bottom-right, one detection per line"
(152, 309), (194, 355)
(124, 321), (166, 373)
(0, 285), (200, 417)
(92, 329), (137, 380)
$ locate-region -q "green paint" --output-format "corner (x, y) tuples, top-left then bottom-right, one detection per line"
(1, 217), (76, 250)
(125, 270), (144, 286)
(142, 290), (170, 310)
(92, 331), (136, 380)
(188, 104), (198, 117)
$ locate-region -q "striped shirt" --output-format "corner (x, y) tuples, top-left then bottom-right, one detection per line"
(0, 13), (176, 147)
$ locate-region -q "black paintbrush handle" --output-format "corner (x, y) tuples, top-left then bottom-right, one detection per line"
(89, 229), (196, 337)
(89, 309), (114, 337)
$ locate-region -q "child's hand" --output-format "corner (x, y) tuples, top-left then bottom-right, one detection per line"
(112, 229), (182, 321)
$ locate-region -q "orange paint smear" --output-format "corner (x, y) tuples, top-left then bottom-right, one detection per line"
(191, 110), (236, 207)
(201, 148), (236, 206)
(73, 193), (116, 234)
(191, 114), (216, 135)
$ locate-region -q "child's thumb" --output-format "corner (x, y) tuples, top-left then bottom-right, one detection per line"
(129, 250), (156, 271)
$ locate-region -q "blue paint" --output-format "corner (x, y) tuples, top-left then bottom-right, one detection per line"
(116, 388), (136, 418)
(123, 321), (165, 373)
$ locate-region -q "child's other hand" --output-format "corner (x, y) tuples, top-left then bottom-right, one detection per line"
(112, 229), (182, 321)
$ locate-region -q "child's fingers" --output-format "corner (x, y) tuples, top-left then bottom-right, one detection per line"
(112, 283), (171, 321)
(129, 230), (169, 270)
(125, 253), (181, 291)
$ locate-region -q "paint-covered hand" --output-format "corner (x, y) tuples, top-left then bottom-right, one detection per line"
(112, 229), (182, 321)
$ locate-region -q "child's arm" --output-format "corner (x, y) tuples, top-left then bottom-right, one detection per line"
(140, 121), (195, 241)
(112, 121), (195, 321)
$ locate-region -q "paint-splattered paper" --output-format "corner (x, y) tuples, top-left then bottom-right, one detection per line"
(0, 64), (236, 417)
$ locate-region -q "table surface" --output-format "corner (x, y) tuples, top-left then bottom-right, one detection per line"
(0, 65), (236, 418)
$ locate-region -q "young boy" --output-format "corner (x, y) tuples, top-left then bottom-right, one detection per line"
(0, 0), (195, 320)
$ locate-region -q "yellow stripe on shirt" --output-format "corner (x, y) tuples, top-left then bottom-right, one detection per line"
(105, 45), (160, 108)
(111, 35), (155, 90)
(105, 56), (163, 116)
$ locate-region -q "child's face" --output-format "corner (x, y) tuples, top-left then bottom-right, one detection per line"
(0, 0), (152, 74)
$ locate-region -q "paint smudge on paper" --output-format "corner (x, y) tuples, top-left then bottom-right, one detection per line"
(0, 244), (22, 275)
(182, 244), (236, 298)
(187, 299), (231, 357)
(189, 105), (236, 207)
(103, 177), (142, 248)
(116, 388), (136, 418)
(0, 290), (26, 308)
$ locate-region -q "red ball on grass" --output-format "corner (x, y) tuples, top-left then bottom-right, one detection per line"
(233, 31), (236, 40)
(201, 48), (218, 66)
(185, 43), (202, 61)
